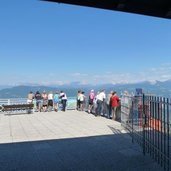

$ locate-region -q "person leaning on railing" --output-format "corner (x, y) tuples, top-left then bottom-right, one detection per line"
(48, 91), (53, 112)
(42, 90), (48, 112)
(59, 91), (67, 112)
(35, 91), (42, 112)
(54, 91), (59, 112)
(88, 90), (95, 113)
(110, 91), (120, 120)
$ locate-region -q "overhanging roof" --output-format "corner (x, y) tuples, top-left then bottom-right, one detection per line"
(42, 0), (171, 19)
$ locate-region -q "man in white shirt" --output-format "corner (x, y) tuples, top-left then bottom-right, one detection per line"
(96, 90), (106, 116)
(48, 91), (53, 111)
(60, 91), (67, 111)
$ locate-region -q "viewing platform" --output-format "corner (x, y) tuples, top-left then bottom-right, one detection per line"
(0, 110), (163, 171)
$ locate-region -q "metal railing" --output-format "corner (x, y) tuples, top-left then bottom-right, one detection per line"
(0, 97), (77, 110)
(0, 98), (27, 105)
(121, 94), (171, 171)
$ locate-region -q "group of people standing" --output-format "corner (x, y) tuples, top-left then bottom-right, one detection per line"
(27, 90), (67, 112)
(27, 89), (122, 121)
(77, 89), (120, 120)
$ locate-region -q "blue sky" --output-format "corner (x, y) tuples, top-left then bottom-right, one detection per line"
(1, 0), (171, 86)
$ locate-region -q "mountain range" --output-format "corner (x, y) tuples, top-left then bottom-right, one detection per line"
(0, 80), (171, 98)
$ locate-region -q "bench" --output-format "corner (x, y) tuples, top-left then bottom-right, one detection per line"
(0, 104), (34, 114)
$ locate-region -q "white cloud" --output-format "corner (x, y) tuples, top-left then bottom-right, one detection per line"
(70, 73), (88, 77)
(78, 63), (171, 84)
(1, 63), (171, 86)
(145, 64), (171, 81)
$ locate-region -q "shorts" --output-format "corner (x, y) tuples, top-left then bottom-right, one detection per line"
(89, 99), (93, 105)
(43, 99), (48, 106)
(48, 100), (53, 106)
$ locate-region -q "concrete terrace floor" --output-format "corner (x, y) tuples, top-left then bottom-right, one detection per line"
(0, 110), (164, 171)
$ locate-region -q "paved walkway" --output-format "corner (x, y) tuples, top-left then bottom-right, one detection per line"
(0, 110), (163, 171)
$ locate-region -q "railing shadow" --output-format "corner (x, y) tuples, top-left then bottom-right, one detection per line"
(0, 133), (163, 171)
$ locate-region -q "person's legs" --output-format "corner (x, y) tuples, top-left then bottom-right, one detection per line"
(96, 100), (100, 115)
(77, 100), (80, 110)
(112, 107), (117, 120)
(109, 105), (112, 118)
(106, 104), (111, 118)
(62, 100), (67, 111)
(54, 103), (58, 112)
(48, 100), (52, 112)
(80, 101), (83, 111)
(88, 101), (93, 113)
(99, 100), (103, 115)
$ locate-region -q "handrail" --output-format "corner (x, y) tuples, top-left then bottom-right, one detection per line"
(0, 97), (77, 110)
(0, 98), (27, 105)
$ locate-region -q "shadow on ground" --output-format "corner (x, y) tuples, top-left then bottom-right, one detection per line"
(0, 133), (163, 171)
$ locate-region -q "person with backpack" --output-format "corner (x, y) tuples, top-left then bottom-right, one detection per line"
(88, 90), (95, 113)
(35, 91), (42, 112)
(59, 91), (67, 112)
(79, 91), (85, 111)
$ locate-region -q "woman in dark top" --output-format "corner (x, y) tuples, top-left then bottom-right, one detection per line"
(35, 91), (42, 112)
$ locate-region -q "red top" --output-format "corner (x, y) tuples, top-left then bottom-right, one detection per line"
(110, 95), (120, 107)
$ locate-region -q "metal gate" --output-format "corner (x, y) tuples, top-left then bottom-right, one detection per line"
(121, 94), (171, 171)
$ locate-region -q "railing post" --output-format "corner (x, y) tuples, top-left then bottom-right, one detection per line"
(131, 99), (134, 143)
(8, 99), (10, 105)
(143, 93), (146, 155)
(166, 98), (170, 171)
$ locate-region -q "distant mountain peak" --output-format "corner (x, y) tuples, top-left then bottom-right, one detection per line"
(148, 80), (157, 85)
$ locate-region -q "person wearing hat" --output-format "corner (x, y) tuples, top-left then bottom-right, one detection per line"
(88, 89), (95, 113)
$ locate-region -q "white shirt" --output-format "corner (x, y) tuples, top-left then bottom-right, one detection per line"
(79, 94), (85, 101)
(97, 92), (106, 101)
(48, 93), (53, 100)
(60, 92), (67, 100)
